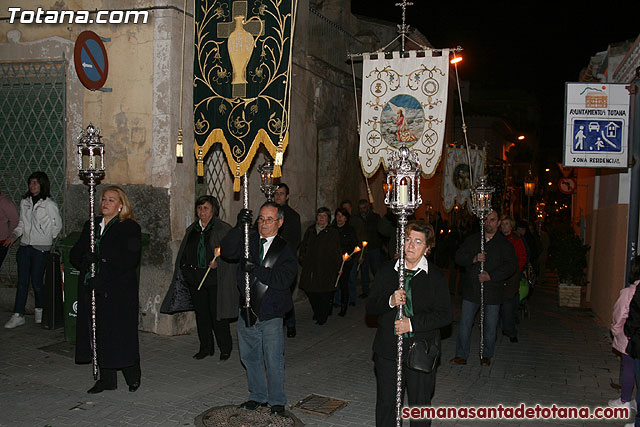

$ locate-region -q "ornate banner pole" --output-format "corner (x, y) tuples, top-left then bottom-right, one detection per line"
(76, 124), (105, 380)
(470, 175), (494, 361)
(383, 146), (422, 426)
(243, 172), (251, 320)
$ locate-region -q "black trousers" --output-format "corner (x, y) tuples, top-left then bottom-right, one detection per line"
(188, 268), (232, 354)
(337, 262), (352, 307)
(374, 353), (435, 427)
(305, 291), (333, 324)
(100, 359), (141, 387)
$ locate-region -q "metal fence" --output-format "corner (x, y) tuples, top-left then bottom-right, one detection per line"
(0, 61), (66, 280)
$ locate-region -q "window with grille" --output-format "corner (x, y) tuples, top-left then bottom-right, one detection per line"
(0, 61), (66, 279)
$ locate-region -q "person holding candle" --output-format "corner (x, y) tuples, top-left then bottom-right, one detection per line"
(357, 199), (382, 298)
(161, 195), (237, 361)
(4, 171), (62, 329)
(332, 207), (358, 317)
(70, 186), (141, 393)
(299, 207), (341, 325)
(367, 220), (451, 427)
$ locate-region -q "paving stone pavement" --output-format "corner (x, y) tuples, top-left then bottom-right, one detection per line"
(0, 272), (632, 426)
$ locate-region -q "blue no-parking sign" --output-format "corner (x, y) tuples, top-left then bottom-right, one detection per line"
(74, 31), (109, 90)
(564, 83), (629, 168)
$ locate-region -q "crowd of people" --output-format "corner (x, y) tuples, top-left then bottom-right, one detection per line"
(5, 176), (640, 426)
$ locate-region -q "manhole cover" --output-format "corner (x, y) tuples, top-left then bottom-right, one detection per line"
(291, 394), (348, 417)
(195, 404), (303, 426)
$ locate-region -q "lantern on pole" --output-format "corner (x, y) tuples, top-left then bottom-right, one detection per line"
(524, 169), (536, 222)
(76, 123), (105, 380)
(258, 160), (277, 201)
(384, 145), (422, 426)
(470, 175), (494, 361)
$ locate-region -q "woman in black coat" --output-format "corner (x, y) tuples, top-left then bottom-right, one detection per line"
(71, 186), (142, 394)
(299, 207), (341, 325)
(622, 256), (640, 426)
(366, 220), (452, 427)
(332, 207), (358, 317)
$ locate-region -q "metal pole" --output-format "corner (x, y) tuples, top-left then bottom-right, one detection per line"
(479, 218), (485, 361)
(395, 215), (407, 427)
(88, 176), (98, 380)
(243, 173), (251, 318)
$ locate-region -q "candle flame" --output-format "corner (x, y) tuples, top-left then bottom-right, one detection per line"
(353, 246), (361, 253)
(362, 241), (368, 247)
(215, 247), (221, 257)
(342, 253), (349, 261)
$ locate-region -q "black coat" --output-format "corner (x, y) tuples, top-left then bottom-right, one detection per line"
(299, 225), (342, 293)
(221, 227), (296, 320)
(455, 231), (517, 305)
(366, 259), (452, 360)
(279, 203), (301, 252)
(160, 219), (238, 319)
(70, 217), (141, 369)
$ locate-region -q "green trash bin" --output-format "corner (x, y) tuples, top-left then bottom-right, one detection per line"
(57, 231), (149, 343)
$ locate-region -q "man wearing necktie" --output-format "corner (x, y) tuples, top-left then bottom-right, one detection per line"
(367, 220), (452, 427)
(221, 201), (297, 417)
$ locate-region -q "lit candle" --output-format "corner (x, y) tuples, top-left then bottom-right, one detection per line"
(398, 178), (408, 204)
(198, 247), (221, 290)
(335, 252), (350, 288)
(358, 241), (368, 271)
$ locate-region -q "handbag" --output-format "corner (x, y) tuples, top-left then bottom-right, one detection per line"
(405, 337), (440, 373)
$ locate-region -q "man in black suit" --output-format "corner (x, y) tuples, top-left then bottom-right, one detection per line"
(221, 202), (297, 417)
(367, 220), (451, 427)
(273, 183), (301, 338)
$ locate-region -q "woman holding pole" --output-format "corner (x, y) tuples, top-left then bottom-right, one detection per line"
(71, 186), (141, 393)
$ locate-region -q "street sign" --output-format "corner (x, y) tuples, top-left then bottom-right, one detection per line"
(74, 31), (109, 90)
(564, 83), (629, 168)
(558, 177), (576, 195)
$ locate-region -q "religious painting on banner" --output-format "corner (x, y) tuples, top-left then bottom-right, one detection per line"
(359, 50), (450, 178)
(193, 0), (295, 191)
(442, 146), (485, 212)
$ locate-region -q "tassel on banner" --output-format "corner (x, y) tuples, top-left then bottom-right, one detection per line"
(366, 178), (374, 204)
(273, 139), (284, 178)
(233, 176), (241, 192)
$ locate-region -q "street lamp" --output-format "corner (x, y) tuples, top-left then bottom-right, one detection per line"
(470, 175), (494, 362)
(76, 123), (105, 381)
(257, 160), (277, 201)
(524, 170), (536, 222)
(383, 145), (422, 426)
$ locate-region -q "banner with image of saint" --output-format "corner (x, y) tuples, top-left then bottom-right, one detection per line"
(359, 49), (450, 178)
(193, 0), (294, 190)
(442, 146), (485, 212)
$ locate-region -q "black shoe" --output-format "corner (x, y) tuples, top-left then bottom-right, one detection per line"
(128, 381), (140, 392)
(510, 336), (519, 343)
(287, 327), (296, 338)
(219, 352), (231, 361)
(193, 349), (214, 360)
(87, 380), (117, 394)
(239, 400), (268, 410)
(338, 303), (347, 317)
(270, 405), (286, 416)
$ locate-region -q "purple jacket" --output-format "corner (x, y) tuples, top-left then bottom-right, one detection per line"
(0, 192), (19, 242)
(611, 281), (639, 354)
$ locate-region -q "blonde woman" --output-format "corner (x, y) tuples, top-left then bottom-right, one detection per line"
(70, 186), (142, 394)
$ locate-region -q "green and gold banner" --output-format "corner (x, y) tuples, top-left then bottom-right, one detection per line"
(193, 0), (294, 190)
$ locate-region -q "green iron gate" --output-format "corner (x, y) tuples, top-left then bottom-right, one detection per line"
(0, 61), (66, 280)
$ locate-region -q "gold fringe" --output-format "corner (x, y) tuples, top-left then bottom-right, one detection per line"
(197, 160), (204, 177)
(273, 164), (282, 178)
(233, 176), (241, 192)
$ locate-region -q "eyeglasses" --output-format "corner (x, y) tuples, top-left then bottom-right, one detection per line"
(404, 237), (426, 246)
(258, 217), (278, 224)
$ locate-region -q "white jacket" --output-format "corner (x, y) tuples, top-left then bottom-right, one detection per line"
(12, 197), (62, 247)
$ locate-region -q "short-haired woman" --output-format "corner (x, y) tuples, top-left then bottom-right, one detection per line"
(4, 171), (62, 329)
(299, 207), (341, 325)
(162, 195), (238, 360)
(70, 186), (142, 393)
(367, 220), (452, 426)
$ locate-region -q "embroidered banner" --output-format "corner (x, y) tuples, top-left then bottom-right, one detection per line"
(359, 50), (450, 178)
(193, 0), (294, 190)
(442, 146), (485, 212)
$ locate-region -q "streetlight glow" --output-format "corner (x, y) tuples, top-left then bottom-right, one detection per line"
(450, 56), (463, 64)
